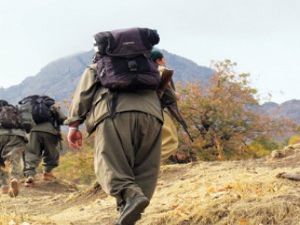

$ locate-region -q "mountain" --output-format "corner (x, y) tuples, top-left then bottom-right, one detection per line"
(3, 49), (300, 125)
(0, 50), (214, 104)
(259, 99), (300, 124)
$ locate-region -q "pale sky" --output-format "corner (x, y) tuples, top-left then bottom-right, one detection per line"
(0, 0), (299, 103)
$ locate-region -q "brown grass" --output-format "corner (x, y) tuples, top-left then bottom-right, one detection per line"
(2, 146), (300, 224)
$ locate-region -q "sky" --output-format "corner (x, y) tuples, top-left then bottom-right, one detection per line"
(0, 0), (299, 103)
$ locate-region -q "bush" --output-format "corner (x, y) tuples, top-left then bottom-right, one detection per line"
(176, 60), (293, 160)
(288, 135), (300, 145)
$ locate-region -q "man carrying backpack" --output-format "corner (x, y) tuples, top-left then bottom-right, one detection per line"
(66, 28), (163, 225)
(0, 100), (27, 197)
(22, 95), (66, 186)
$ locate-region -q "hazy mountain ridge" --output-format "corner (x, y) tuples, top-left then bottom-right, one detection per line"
(1, 50), (300, 125)
(0, 50), (213, 104)
(259, 99), (300, 124)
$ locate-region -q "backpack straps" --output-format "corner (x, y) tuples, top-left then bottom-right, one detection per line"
(107, 91), (118, 119)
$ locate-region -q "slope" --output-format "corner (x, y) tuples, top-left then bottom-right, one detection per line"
(260, 99), (300, 124)
(1, 147), (300, 225)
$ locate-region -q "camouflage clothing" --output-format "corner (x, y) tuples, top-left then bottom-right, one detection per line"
(0, 134), (26, 186)
(0, 128), (27, 138)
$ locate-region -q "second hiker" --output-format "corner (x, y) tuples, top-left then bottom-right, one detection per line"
(150, 50), (179, 163)
(22, 95), (66, 186)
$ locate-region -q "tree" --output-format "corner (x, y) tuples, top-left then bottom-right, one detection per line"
(177, 60), (293, 160)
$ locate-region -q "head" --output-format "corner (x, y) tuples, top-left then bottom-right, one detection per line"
(150, 50), (166, 66)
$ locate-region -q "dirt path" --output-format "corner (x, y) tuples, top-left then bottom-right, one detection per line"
(2, 150), (300, 225)
(0, 175), (117, 225)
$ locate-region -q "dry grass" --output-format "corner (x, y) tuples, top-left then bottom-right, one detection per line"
(55, 148), (95, 185)
(2, 146), (300, 225)
(139, 157), (300, 225)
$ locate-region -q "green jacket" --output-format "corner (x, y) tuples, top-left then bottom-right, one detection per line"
(66, 64), (163, 134)
(0, 128), (27, 139)
(31, 122), (60, 136)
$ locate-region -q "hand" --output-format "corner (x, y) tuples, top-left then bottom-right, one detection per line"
(67, 128), (83, 150)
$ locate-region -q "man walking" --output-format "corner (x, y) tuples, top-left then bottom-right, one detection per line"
(0, 100), (27, 197)
(23, 95), (66, 186)
(67, 28), (163, 225)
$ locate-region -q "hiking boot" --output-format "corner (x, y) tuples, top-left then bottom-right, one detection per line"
(116, 195), (149, 225)
(1, 185), (9, 194)
(24, 176), (34, 187)
(8, 178), (19, 198)
(43, 172), (56, 181)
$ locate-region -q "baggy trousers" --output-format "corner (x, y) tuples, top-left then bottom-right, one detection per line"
(24, 132), (60, 177)
(94, 112), (162, 203)
(0, 135), (25, 186)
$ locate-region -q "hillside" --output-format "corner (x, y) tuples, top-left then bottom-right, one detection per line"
(260, 99), (300, 124)
(2, 146), (300, 225)
(0, 50), (214, 104)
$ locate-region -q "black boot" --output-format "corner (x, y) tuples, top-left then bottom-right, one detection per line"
(116, 195), (149, 225)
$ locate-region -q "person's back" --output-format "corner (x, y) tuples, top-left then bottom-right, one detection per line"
(23, 97), (66, 186)
(67, 28), (163, 225)
(0, 100), (27, 197)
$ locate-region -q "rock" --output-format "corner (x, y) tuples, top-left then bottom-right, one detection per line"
(276, 172), (300, 181)
(271, 150), (284, 159)
(271, 143), (300, 159)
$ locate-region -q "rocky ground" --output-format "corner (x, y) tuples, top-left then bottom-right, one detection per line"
(1, 145), (300, 225)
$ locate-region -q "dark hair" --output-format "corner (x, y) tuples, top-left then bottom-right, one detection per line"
(150, 50), (164, 62)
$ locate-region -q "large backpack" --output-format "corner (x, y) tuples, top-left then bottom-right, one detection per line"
(0, 101), (21, 129)
(18, 98), (35, 132)
(93, 27), (161, 91)
(19, 95), (55, 125)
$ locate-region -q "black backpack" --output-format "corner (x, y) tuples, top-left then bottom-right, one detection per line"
(19, 95), (55, 124)
(93, 27), (161, 91)
(0, 100), (21, 129)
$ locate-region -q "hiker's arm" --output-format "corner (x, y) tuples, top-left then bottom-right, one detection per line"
(67, 121), (82, 150)
(65, 67), (98, 126)
(66, 66), (98, 149)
